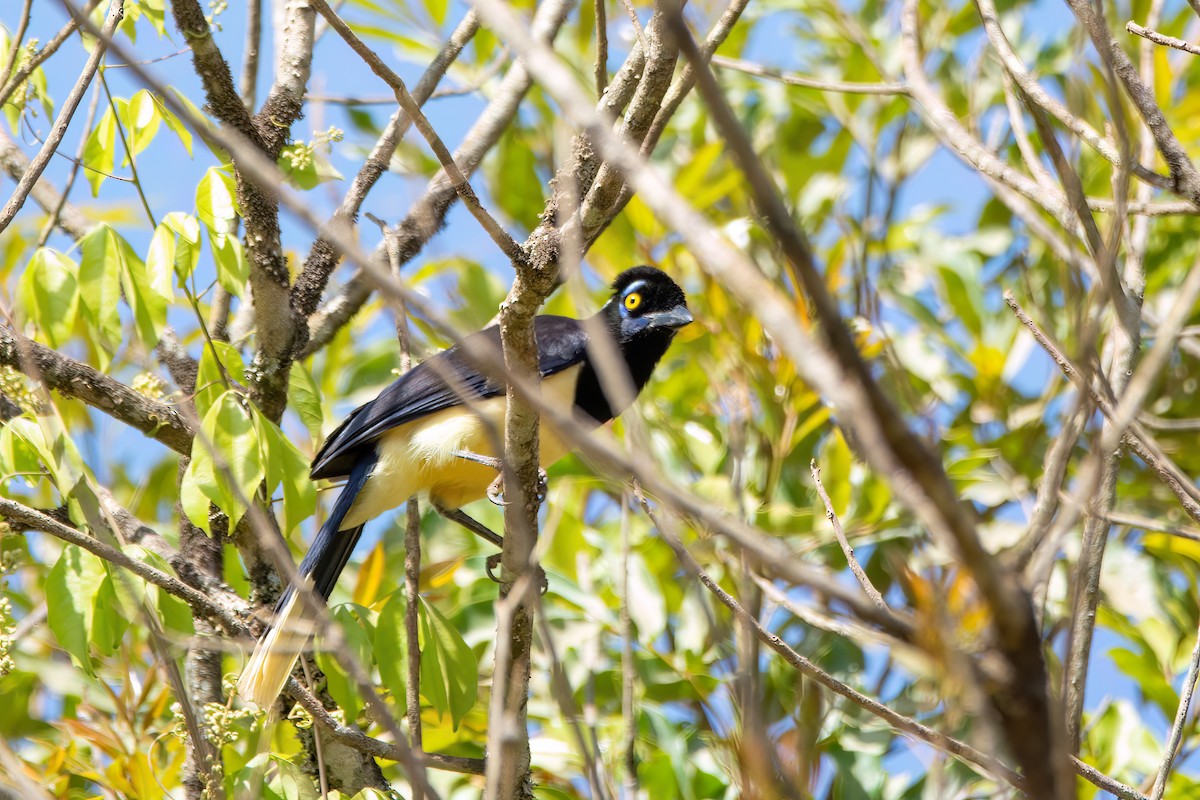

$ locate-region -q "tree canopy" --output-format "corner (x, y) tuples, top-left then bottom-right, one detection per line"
(3, 0), (1200, 798)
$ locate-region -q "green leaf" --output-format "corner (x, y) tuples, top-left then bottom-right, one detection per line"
(151, 93), (192, 155)
(234, 754), (320, 800)
(0, 417), (45, 481)
(938, 265), (983, 340)
(83, 224), (165, 345)
(91, 574), (130, 656)
(251, 406), (316, 536)
(209, 229), (249, 297)
(141, 551), (195, 636)
(194, 340), (245, 418)
(203, 391), (265, 531)
(114, 231), (167, 345)
(78, 226), (125, 354)
(418, 596), (478, 729)
(425, 0), (448, 26)
(18, 248), (78, 347)
(81, 224), (166, 350)
(163, 211), (201, 282)
(315, 605), (374, 721)
(122, 90), (161, 160)
(196, 166), (239, 233)
(83, 108), (117, 196)
(288, 363), (325, 440)
(181, 445), (216, 534)
(46, 545), (107, 677)
(146, 222), (177, 299)
(374, 592), (410, 715)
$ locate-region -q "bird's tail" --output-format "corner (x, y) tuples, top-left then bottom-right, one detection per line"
(236, 455), (375, 708)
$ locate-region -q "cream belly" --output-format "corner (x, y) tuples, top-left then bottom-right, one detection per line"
(341, 364), (584, 528)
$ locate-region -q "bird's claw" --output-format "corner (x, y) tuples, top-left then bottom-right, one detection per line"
(486, 474), (507, 506)
(485, 553), (502, 582)
(485, 467), (549, 507)
(484, 554), (548, 594)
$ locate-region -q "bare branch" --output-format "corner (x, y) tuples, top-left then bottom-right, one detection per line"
(240, 0), (263, 108)
(291, 11), (482, 322)
(312, 0), (524, 265)
(713, 54), (909, 95)
(1066, 0), (1200, 203)
(0, 0), (122, 235)
(1127, 21), (1200, 57)
(0, 498), (248, 635)
(974, 0), (1172, 193)
(284, 677), (486, 775)
(810, 461), (889, 610)
(0, 327), (194, 454)
(595, 0), (608, 97)
(0, 0), (100, 111)
(900, 0), (1078, 235)
(1151, 616), (1200, 799)
(0, 122), (93, 241)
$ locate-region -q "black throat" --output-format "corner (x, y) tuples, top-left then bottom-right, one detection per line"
(572, 324), (676, 425)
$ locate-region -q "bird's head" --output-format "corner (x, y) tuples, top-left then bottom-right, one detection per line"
(603, 266), (693, 345)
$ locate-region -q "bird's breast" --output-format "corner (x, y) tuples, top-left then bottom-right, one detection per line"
(342, 364), (587, 523)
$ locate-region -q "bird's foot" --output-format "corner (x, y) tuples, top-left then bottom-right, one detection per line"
(486, 467), (549, 507)
(484, 554), (548, 594)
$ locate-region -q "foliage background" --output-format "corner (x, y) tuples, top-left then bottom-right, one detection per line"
(3, 0), (1200, 797)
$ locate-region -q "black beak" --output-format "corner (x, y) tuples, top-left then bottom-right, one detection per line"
(644, 304), (694, 331)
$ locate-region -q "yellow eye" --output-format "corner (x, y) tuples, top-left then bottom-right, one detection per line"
(624, 292), (642, 311)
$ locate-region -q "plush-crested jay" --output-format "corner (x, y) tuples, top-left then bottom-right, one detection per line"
(237, 266), (692, 707)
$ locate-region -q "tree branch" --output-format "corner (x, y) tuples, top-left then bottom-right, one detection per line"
(0, 0), (122, 235)
(1127, 21), (1200, 57)
(290, 11), (480, 323)
(0, 327), (194, 454)
(312, 0), (525, 265)
(712, 54), (909, 95)
(0, 125), (93, 240)
(1065, 0), (1200, 203)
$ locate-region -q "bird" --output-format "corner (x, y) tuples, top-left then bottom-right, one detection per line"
(236, 265), (693, 708)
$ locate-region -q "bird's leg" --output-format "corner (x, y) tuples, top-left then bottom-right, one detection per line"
(433, 503), (548, 594)
(449, 450), (548, 505)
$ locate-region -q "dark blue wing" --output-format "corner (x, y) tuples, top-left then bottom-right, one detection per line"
(310, 316), (590, 480)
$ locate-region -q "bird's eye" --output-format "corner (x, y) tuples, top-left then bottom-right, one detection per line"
(624, 292), (642, 312)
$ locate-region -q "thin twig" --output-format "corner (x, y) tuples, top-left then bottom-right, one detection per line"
(38, 81), (100, 246)
(291, 10), (481, 323)
(240, 0), (262, 108)
(619, 491), (637, 796)
(99, 68), (157, 228)
(0, 327), (194, 454)
(1150, 617), (1200, 798)
(1127, 21), (1200, 56)
(0, 0), (34, 92)
(810, 461), (889, 610)
(974, 0), (1171, 192)
(619, 0), (647, 50)
(0, 0), (123, 235)
(712, 54), (909, 95)
(311, 0), (526, 266)
(0, 0), (100, 111)
(633, 489), (1024, 789)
